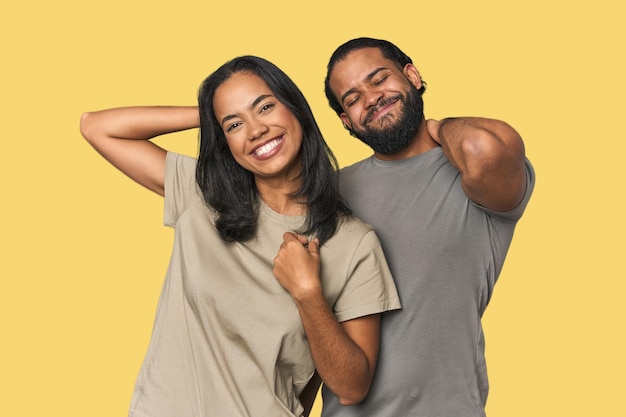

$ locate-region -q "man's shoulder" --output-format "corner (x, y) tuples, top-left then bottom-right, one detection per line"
(340, 156), (371, 171)
(339, 157), (375, 183)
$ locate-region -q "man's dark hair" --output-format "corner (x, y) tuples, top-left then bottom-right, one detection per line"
(324, 37), (426, 116)
(196, 55), (350, 244)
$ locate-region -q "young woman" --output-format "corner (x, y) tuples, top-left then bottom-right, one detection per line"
(80, 56), (400, 417)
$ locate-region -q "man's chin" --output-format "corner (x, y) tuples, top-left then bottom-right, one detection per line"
(366, 113), (398, 130)
(359, 117), (402, 136)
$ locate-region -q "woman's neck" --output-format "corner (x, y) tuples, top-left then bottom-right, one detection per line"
(256, 180), (306, 216)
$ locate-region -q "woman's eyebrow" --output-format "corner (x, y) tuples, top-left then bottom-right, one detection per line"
(221, 94), (274, 125)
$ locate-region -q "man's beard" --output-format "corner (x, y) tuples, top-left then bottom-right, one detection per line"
(350, 85), (424, 155)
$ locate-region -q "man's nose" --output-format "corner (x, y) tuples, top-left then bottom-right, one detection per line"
(363, 88), (383, 108)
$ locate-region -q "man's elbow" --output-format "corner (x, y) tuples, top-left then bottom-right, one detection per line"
(338, 395), (363, 406)
(336, 383), (371, 406)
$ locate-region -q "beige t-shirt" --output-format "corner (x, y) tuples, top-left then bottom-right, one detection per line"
(128, 153), (400, 417)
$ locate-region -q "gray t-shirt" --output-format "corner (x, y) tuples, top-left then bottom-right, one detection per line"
(322, 147), (535, 417)
(128, 152), (400, 417)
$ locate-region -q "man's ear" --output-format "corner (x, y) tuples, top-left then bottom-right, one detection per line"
(340, 114), (352, 130)
(403, 64), (423, 89)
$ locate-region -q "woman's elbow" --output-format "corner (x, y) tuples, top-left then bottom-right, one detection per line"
(79, 112), (96, 143)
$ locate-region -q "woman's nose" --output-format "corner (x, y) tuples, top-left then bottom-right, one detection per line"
(247, 118), (269, 140)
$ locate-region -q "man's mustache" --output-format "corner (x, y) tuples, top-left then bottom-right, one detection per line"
(364, 95), (403, 125)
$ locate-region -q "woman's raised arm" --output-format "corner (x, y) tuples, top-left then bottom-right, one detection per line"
(80, 106), (199, 196)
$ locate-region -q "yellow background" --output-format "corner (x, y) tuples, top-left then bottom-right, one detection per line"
(2, 1), (624, 416)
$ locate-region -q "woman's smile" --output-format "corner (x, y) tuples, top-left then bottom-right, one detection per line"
(251, 135), (284, 159)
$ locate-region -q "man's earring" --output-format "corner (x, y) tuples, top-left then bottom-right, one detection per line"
(343, 123), (356, 137)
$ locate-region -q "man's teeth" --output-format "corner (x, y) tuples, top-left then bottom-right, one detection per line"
(255, 138), (282, 156)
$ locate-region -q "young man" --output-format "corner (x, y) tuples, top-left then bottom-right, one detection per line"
(321, 37), (535, 417)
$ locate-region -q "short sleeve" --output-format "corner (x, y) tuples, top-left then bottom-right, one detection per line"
(333, 230), (401, 322)
(473, 158), (536, 222)
(164, 152), (202, 227)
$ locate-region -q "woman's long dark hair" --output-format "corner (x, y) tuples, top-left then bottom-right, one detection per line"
(196, 55), (350, 244)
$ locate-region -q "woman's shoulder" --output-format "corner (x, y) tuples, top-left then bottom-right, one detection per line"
(164, 152), (211, 226)
(167, 151), (197, 169)
(328, 215), (377, 247)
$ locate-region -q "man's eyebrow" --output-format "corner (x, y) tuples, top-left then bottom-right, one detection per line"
(340, 67), (389, 104)
(221, 94), (273, 125)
